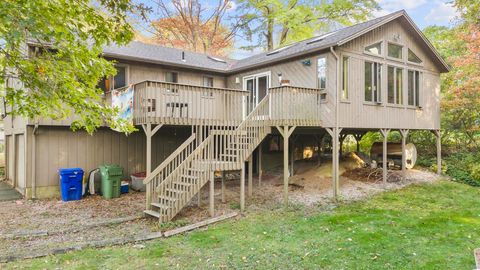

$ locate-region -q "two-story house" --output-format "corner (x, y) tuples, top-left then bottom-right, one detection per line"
(4, 10), (449, 222)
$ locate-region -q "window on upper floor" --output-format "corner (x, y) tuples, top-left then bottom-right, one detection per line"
(365, 42), (382, 55)
(388, 43), (403, 59)
(408, 70), (421, 107)
(203, 76), (214, 87)
(408, 49), (422, 64)
(342, 56), (349, 100)
(365, 61), (382, 103)
(165, 72), (178, 83)
(98, 65), (128, 92)
(317, 57), (327, 89)
(387, 66), (403, 105)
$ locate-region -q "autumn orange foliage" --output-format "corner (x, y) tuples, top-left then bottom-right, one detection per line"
(149, 16), (233, 57)
(444, 25), (480, 133)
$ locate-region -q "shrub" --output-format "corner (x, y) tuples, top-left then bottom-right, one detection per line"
(443, 152), (480, 187)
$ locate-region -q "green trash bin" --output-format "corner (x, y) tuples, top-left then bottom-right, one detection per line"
(99, 165), (123, 199)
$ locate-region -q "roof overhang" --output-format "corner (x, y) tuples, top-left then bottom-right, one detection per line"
(336, 11), (450, 73)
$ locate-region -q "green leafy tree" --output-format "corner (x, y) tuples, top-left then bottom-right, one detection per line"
(237, 0), (379, 50)
(0, 0), (149, 134)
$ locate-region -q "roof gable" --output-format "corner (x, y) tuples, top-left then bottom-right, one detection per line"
(102, 10), (449, 74)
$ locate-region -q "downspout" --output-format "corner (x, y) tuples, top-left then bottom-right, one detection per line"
(31, 123), (38, 199)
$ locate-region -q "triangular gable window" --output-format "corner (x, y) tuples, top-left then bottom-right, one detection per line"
(365, 42), (382, 55)
(408, 48), (422, 64)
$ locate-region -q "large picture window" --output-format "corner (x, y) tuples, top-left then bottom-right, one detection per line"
(408, 70), (421, 106)
(387, 66), (403, 105)
(317, 57), (326, 89)
(365, 61), (382, 103)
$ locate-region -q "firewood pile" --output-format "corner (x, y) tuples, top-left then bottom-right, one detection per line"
(342, 167), (406, 183)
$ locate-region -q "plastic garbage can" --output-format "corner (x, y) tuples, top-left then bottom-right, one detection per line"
(59, 168), (84, 202)
(99, 165), (123, 199)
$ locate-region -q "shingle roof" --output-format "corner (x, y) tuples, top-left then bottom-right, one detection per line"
(103, 41), (236, 72)
(229, 11), (404, 72)
(102, 10), (449, 74)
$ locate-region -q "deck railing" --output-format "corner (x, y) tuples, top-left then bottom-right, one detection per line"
(269, 85), (323, 126)
(130, 81), (248, 126)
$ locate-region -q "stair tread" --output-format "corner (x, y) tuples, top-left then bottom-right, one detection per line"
(158, 195), (177, 201)
(221, 153), (237, 157)
(151, 202), (170, 209)
(181, 174), (199, 179)
(166, 188), (184, 193)
(174, 181), (192, 186)
(144, 210), (161, 218)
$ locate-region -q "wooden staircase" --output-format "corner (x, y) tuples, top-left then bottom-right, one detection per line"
(143, 95), (272, 222)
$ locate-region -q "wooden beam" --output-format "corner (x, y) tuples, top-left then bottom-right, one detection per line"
(432, 130), (442, 175)
(163, 212), (238, 237)
(221, 171), (226, 203)
(258, 143), (263, 187)
(248, 155), (253, 197)
(278, 126), (296, 206)
(151, 124), (163, 136)
(240, 163), (245, 211)
(380, 129), (391, 184)
(400, 129), (409, 179)
(209, 171), (214, 217)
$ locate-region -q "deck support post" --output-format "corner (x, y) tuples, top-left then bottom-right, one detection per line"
(400, 129), (409, 179)
(339, 133), (347, 158)
(240, 163), (245, 211)
(353, 133), (365, 153)
(277, 125), (296, 206)
(221, 171), (226, 203)
(326, 127), (342, 201)
(258, 143), (263, 187)
(142, 124), (163, 176)
(142, 124), (163, 210)
(248, 155), (253, 197)
(209, 171), (215, 217)
(432, 130), (442, 175)
(380, 129), (391, 184)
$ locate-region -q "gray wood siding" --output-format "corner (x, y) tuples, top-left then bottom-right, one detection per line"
(226, 53), (337, 127)
(337, 18), (441, 130)
(24, 126), (189, 191)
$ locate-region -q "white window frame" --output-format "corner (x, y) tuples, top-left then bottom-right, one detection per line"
(387, 65), (404, 105)
(242, 71), (271, 118)
(386, 41), (404, 62)
(407, 48), (424, 66)
(407, 69), (422, 108)
(317, 55), (327, 90)
(364, 61), (383, 104)
(364, 40), (384, 58)
(341, 55), (349, 101)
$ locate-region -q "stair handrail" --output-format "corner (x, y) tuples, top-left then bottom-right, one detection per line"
(155, 135), (215, 194)
(144, 133), (197, 185)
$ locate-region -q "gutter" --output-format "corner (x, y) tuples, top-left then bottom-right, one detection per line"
(31, 123), (39, 199)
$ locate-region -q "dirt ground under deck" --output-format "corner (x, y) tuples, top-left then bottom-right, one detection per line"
(0, 157), (440, 261)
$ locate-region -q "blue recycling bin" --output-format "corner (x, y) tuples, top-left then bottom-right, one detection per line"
(59, 168), (84, 202)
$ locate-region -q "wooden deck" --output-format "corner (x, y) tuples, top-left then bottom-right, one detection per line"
(107, 81), (325, 128)
(140, 83), (325, 222)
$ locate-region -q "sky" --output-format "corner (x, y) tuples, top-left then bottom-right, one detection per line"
(138, 0), (458, 59)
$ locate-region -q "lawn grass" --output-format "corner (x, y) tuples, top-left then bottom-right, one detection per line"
(5, 180), (480, 269)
